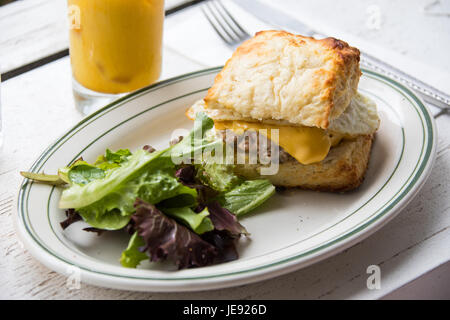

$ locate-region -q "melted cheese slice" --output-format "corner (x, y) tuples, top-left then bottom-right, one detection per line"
(214, 120), (334, 165)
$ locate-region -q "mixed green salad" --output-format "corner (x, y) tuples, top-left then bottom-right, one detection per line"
(21, 113), (276, 269)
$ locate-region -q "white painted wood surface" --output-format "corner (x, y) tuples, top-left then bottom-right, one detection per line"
(1, 0), (449, 299)
(0, 0), (66, 73)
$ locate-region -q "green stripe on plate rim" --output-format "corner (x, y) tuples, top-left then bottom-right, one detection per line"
(17, 68), (434, 281)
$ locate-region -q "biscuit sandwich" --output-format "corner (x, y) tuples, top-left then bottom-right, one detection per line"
(186, 30), (380, 192)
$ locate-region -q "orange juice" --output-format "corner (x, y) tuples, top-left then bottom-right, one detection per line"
(68, 0), (164, 94)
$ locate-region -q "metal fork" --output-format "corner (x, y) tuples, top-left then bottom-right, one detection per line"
(202, 0), (250, 48)
(202, 0), (448, 117)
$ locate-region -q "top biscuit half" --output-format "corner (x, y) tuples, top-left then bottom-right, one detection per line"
(204, 30), (361, 129)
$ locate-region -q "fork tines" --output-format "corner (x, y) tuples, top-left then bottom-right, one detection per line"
(202, 0), (250, 46)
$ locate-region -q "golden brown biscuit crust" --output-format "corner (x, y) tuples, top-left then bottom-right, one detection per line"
(205, 30), (361, 129)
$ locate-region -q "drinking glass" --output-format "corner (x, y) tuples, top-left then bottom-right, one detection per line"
(68, 0), (165, 114)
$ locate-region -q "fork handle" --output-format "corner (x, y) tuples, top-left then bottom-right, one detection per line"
(360, 52), (450, 110)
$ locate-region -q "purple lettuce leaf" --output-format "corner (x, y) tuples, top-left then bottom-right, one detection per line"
(176, 165), (249, 237)
(175, 165), (218, 206)
(60, 209), (82, 230)
(131, 198), (218, 269)
(206, 201), (249, 237)
(175, 165), (196, 183)
(61, 208), (108, 236)
(201, 230), (240, 264)
(82, 227), (106, 236)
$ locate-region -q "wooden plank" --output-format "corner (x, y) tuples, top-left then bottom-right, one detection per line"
(382, 261), (450, 299)
(0, 0), (67, 74)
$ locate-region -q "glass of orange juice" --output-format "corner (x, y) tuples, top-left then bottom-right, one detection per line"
(68, 0), (165, 114)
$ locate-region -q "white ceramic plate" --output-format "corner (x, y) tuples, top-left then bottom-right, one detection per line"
(15, 67), (436, 292)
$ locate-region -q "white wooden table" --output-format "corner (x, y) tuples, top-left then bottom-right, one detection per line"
(1, 0), (449, 299)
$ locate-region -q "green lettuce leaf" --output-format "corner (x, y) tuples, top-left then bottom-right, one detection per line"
(195, 162), (241, 192)
(78, 208), (131, 230)
(157, 193), (197, 209)
(162, 206), (214, 234)
(60, 150), (197, 230)
(93, 148), (132, 171)
(68, 162), (106, 185)
(19, 171), (67, 186)
(120, 231), (148, 268)
(217, 180), (276, 216)
(60, 149), (163, 209)
(105, 148), (132, 163)
(57, 167), (71, 184)
(59, 113), (222, 230)
(167, 112), (222, 164)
